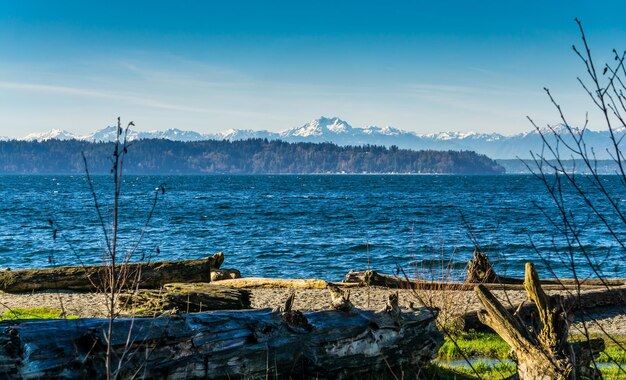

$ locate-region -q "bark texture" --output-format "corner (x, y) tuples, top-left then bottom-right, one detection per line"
(0, 254), (225, 293)
(0, 304), (443, 379)
(118, 283), (251, 317)
(213, 277), (328, 289)
(475, 262), (603, 380)
(466, 249), (500, 283)
(464, 284), (626, 331)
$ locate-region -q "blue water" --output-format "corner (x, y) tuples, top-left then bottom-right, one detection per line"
(0, 175), (624, 281)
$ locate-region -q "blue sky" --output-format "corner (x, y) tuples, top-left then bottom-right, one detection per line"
(1, 1), (625, 137)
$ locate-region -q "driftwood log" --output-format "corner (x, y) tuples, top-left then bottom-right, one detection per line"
(475, 262), (604, 380)
(344, 270), (478, 290)
(0, 294), (443, 379)
(343, 269), (624, 289)
(0, 253), (226, 293)
(213, 277), (328, 289)
(118, 283), (251, 317)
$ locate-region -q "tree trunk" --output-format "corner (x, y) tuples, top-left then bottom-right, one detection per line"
(0, 254), (225, 293)
(475, 262), (603, 380)
(0, 298), (443, 379)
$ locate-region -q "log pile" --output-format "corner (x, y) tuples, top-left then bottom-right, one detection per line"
(475, 262), (604, 380)
(0, 291), (443, 379)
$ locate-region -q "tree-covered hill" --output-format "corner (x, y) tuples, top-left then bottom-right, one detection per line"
(0, 138), (505, 174)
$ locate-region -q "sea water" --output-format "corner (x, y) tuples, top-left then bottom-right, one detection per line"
(0, 174), (624, 281)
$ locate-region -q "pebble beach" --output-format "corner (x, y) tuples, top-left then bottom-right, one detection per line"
(0, 283), (624, 337)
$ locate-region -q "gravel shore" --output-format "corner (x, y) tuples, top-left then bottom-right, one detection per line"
(0, 284), (623, 337)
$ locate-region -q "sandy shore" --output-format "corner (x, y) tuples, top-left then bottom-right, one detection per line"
(0, 284), (624, 337)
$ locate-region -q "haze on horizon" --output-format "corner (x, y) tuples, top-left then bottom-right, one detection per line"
(1, 1), (625, 139)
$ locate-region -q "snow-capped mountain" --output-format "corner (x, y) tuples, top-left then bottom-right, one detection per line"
(23, 129), (79, 141)
(215, 129), (278, 141)
(282, 117), (353, 138)
(82, 126), (208, 142)
(18, 116), (626, 159)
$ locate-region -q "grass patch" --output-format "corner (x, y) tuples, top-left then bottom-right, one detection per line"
(428, 362), (624, 380)
(426, 361), (516, 380)
(570, 334), (626, 365)
(1, 307), (78, 320)
(601, 366), (626, 380)
(435, 331), (626, 379)
(438, 331), (511, 360)
(440, 331), (626, 364)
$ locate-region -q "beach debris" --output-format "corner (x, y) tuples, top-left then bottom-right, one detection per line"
(328, 283), (355, 312)
(343, 269), (391, 286)
(210, 268), (240, 281)
(207, 251), (224, 269)
(475, 262), (605, 380)
(276, 292), (313, 333)
(465, 249), (500, 283)
(381, 291), (401, 317)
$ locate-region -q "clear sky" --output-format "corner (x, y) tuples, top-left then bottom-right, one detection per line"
(1, 1), (625, 138)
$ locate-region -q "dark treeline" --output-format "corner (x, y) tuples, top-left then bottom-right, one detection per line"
(0, 138), (505, 174)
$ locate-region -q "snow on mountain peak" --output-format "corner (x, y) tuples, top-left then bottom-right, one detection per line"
(23, 129), (79, 141)
(284, 117), (352, 137)
(362, 125), (406, 136)
(16, 116), (567, 159)
(423, 131), (476, 140)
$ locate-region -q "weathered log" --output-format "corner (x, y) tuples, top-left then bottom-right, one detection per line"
(118, 283), (251, 317)
(343, 269), (503, 290)
(214, 277), (328, 289)
(0, 253), (226, 293)
(343, 269), (625, 289)
(0, 305), (443, 379)
(475, 262), (603, 380)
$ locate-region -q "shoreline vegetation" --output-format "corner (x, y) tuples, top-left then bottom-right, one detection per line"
(0, 138), (505, 175)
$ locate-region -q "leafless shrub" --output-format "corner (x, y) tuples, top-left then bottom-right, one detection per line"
(49, 117), (166, 380)
(523, 18), (626, 376)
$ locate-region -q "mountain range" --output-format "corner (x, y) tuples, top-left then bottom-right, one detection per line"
(16, 116), (625, 159)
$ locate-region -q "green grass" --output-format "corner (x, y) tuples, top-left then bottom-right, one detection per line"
(428, 362), (624, 380)
(601, 366), (626, 380)
(439, 331), (626, 364)
(431, 361), (516, 380)
(570, 334), (626, 365)
(438, 331), (511, 360)
(434, 331), (626, 379)
(1, 307), (78, 320)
